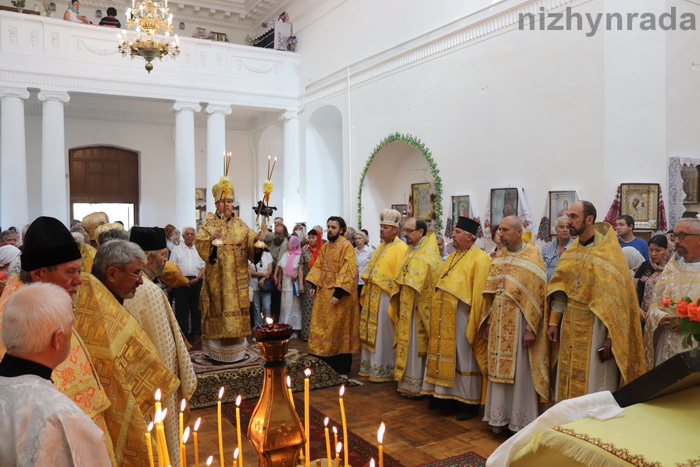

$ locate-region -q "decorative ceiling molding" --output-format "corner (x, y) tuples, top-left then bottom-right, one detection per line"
(304, 0), (583, 105)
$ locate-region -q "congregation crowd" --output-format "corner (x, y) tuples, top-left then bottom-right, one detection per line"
(0, 174), (696, 465)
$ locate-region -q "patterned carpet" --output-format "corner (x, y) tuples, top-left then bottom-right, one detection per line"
(189, 346), (352, 409)
(418, 452), (486, 467)
(224, 397), (404, 467)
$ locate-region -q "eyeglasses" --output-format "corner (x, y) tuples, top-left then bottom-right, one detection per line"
(404, 228), (417, 234)
(123, 269), (143, 280)
(670, 232), (700, 241)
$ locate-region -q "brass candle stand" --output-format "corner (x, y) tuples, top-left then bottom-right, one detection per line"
(248, 323), (305, 466)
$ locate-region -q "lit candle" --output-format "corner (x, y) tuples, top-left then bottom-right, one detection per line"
(206, 455), (213, 466)
(145, 422), (155, 467)
(270, 157), (278, 177)
(267, 155), (271, 179)
(323, 417), (332, 466)
(157, 408), (171, 467)
(154, 410), (164, 466)
(155, 389), (162, 418)
(217, 387), (225, 467)
(332, 426), (338, 454)
(304, 369), (311, 467)
(370, 459), (375, 467)
(378, 422), (385, 467)
(335, 442), (342, 467)
(181, 427), (190, 467)
(193, 418), (201, 467)
(287, 376), (295, 409)
(235, 395), (243, 467)
(180, 399), (186, 454)
(233, 448), (239, 467)
(339, 386), (349, 467)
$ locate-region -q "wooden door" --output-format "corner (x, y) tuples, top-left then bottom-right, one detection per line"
(69, 146), (139, 223)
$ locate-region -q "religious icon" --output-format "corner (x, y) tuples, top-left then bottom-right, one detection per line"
(451, 195), (470, 223)
(411, 183), (432, 221)
(620, 183), (660, 230)
(548, 191), (579, 233)
(490, 188), (518, 228)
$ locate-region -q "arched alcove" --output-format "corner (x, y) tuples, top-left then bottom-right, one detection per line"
(358, 133), (442, 242)
(306, 105), (343, 226)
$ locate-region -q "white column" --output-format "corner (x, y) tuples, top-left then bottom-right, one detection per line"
(38, 90), (70, 224)
(280, 110), (301, 223)
(172, 101), (201, 230)
(204, 104), (231, 213)
(0, 87), (30, 229)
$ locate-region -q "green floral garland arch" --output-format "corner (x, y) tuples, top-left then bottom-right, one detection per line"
(357, 132), (443, 232)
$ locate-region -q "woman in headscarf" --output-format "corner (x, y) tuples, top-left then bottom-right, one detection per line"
(634, 235), (669, 314)
(276, 235), (303, 336)
(299, 228), (322, 341)
(0, 244), (21, 295)
(64, 0), (89, 23)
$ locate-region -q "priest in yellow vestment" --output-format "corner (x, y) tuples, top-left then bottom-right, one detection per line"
(0, 216), (116, 465)
(307, 216), (360, 375)
(195, 177), (263, 363)
(422, 217), (491, 420)
(125, 227), (198, 466)
(359, 209), (408, 382)
(75, 239), (180, 466)
(481, 217), (550, 433)
(547, 201), (645, 402)
(391, 217), (442, 396)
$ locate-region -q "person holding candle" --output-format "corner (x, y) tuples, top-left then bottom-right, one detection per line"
(0, 216), (117, 465)
(306, 216), (360, 375)
(124, 227), (198, 466)
(358, 209), (408, 382)
(391, 217), (442, 396)
(74, 239), (180, 465)
(196, 175), (265, 363)
(421, 217), (491, 420)
(0, 283), (111, 466)
(480, 216), (550, 433)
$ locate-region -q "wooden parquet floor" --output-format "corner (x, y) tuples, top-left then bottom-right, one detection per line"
(187, 340), (507, 466)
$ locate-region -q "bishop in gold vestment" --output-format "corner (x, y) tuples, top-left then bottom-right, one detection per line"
(306, 218), (360, 374)
(359, 209), (408, 382)
(548, 213), (645, 402)
(391, 219), (442, 396)
(481, 223), (549, 433)
(196, 177), (261, 363)
(422, 217), (491, 417)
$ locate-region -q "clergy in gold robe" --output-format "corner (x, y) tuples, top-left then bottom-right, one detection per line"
(307, 216), (360, 375)
(422, 217), (491, 420)
(547, 201), (645, 402)
(82, 211), (109, 248)
(644, 219), (700, 368)
(359, 209), (408, 382)
(0, 216), (116, 466)
(195, 177), (263, 363)
(481, 217), (550, 433)
(78, 241), (96, 274)
(391, 218), (442, 396)
(75, 240), (180, 467)
(124, 227), (198, 466)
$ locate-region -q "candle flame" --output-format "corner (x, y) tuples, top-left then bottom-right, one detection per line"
(147, 421), (154, 432)
(370, 459), (376, 467)
(206, 455), (213, 466)
(266, 317), (274, 324)
(183, 426), (190, 444)
(274, 157), (278, 161)
(378, 422), (386, 444)
(336, 442), (343, 454)
(268, 155), (271, 160)
(218, 387), (225, 399)
(161, 408), (168, 420)
(194, 417), (201, 432)
(236, 395), (242, 406)
(304, 368), (311, 377)
(332, 426), (338, 435)
(155, 388), (161, 401)
(180, 399), (186, 412)
(234, 448), (239, 460)
(339, 385), (345, 397)
(324, 417), (329, 427)
(287, 375), (292, 388)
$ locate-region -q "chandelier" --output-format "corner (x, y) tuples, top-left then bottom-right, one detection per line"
(117, 0), (180, 73)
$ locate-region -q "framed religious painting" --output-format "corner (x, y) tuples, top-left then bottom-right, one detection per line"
(620, 183), (660, 230)
(391, 204), (408, 232)
(452, 195), (470, 223)
(411, 183), (432, 221)
(490, 188), (518, 228)
(549, 191), (578, 233)
(681, 164), (700, 204)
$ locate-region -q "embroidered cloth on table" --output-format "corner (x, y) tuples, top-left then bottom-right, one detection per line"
(509, 385), (700, 466)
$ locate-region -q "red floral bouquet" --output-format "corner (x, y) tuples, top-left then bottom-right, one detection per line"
(661, 296), (700, 356)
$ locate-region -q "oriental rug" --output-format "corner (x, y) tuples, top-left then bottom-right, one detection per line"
(223, 398), (404, 467)
(190, 346), (352, 409)
(418, 452), (486, 467)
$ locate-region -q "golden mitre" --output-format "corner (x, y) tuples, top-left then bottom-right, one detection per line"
(212, 176), (235, 203)
(379, 209), (402, 227)
(94, 222), (125, 246)
(82, 211), (109, 241)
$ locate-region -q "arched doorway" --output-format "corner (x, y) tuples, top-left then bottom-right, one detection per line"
(69, 146), (139, 227)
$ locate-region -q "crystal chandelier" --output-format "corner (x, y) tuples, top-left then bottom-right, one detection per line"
(117, 0), (180, 73)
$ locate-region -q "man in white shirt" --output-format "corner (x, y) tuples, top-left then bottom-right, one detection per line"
(170, 226), (205, 342)
(0, 282), (111, 466)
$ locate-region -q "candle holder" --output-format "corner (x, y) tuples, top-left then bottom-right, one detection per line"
(248, 323), (305, 466)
